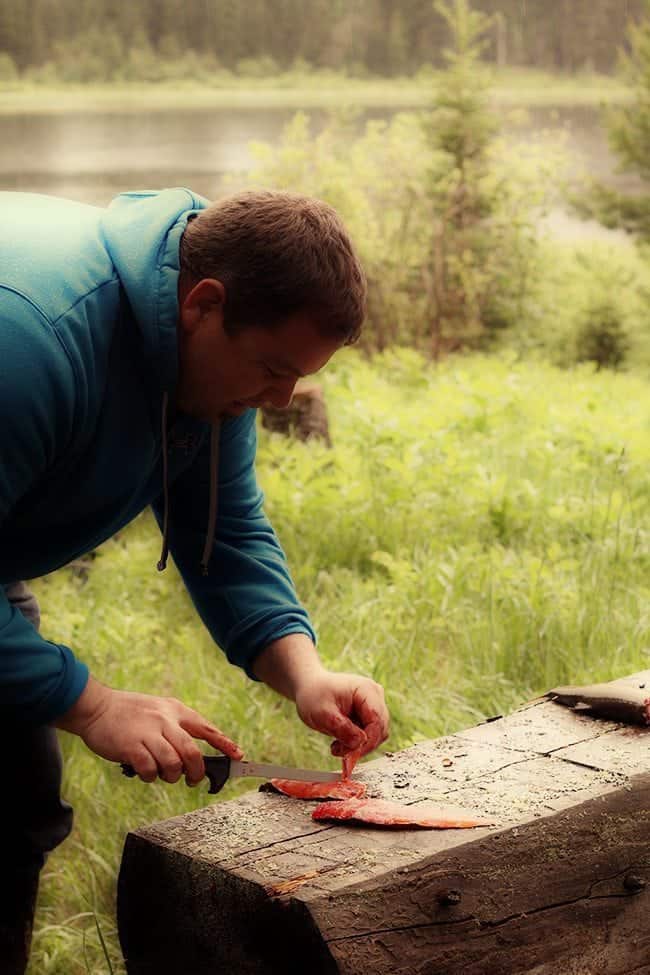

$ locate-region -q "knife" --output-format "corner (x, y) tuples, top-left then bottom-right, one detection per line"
(120, 756), (344, 794)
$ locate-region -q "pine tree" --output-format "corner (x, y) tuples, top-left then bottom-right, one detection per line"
(422, 0), (499, 354)
(575, 0), (650, 238)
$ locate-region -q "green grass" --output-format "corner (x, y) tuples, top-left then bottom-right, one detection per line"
(0, 68), (629, 115)
(28, 350), (649, 973)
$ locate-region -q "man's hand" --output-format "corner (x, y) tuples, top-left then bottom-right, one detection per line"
(293, 670), (389, 759)
(54, 676), (243, 786)
(253, 635), (390, 759)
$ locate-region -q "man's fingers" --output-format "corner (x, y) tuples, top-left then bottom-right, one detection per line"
(180, 712), (244, 761)
(351, 686), (390, 753)
(163, 727), (205, 785)
(146, 736), (185, 783)
(127, 745), (159, 784)
(357, 719), (384, 755)
(329, 687), (389, 758)
(319, 711), (367, 751)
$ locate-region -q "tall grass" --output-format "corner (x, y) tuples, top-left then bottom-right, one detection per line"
(27, 351), (649, 973)
(0, 68), (629, 115)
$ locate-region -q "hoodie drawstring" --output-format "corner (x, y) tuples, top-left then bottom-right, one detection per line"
(157, 391), (221, 577)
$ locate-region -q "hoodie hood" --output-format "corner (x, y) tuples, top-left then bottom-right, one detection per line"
(100, 188), (210, 396)
(101, 189), (219, 577)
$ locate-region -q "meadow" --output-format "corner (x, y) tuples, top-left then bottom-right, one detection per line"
(0, 68), (629, 114)
(28, 349), (650, 973)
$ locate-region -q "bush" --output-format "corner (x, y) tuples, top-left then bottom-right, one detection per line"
(501, 240), (650, 370)
(575, 300), (630, 369)
(235, 56), (281, 78)
(0, 51), (18, 82)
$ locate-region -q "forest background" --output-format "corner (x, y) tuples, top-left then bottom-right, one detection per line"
(0, 0), (647, 79)
(1, 2), (649, 973)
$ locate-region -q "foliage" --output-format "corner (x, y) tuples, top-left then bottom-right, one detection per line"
(0, 50), (17, 81)
(245, 89), (566, 356)
(420, 0), (528, 354)
(575, 0), (650, 241)
(0, 0), (645, 81)
(501, 239), (650, 370)
(608, 0), (650, 181)
(27, 352), (650, 973)
(574, 301), (630, 369)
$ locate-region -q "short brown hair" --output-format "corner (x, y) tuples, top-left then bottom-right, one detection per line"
(179, 190), (366, 344)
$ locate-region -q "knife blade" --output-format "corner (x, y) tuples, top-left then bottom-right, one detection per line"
(121, 756), (344, 794)
(228, 759), (342, 784)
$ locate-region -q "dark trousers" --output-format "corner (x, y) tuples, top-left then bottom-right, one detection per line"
(0, 582), (74, 975)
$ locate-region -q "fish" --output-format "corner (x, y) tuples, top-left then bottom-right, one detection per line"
(342, 745), (363, 781)
(547, 682), (650, 726)
(311, 797), (494, 829)
(266, 778), (367, 800)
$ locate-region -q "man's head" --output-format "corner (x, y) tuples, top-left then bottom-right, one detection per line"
(175, 190), (366, 421)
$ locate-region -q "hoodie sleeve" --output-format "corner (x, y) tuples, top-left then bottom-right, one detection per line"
(0, 290), (89, 724)
(151, 408), (316, 679)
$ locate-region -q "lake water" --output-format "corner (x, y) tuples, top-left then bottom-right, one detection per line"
(0, 102), (637, 242)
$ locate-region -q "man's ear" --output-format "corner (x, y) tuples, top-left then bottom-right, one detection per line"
(179, 278), (226, 333)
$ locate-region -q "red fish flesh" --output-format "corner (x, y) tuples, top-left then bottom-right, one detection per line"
(269, 778), (367, 800)
(312, 797), (493, 829)
(342, 746), (363, 781)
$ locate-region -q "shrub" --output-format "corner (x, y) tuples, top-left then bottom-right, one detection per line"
(575, 301), (630, 369)
(0, 51), (18, 82)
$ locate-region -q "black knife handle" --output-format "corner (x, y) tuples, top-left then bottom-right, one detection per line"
(120, 756), (231, 794)
(203, 756), (232, 794)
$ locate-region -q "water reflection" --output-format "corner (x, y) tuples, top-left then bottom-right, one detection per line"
(0, 103), (639, 242)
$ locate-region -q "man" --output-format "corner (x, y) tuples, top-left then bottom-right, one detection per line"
(0, 187), (389, 971)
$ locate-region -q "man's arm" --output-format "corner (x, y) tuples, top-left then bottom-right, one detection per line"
(253, 633), (389, 758)
(153, 408), (390, 758)
(152, 409), (316, 677)
(0, 293), (90, 724)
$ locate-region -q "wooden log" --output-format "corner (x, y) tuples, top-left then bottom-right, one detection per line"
(117, 671), (650, 974)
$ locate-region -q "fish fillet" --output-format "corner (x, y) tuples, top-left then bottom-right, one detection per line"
(269, 778), (367, 800)
(342, 746), (363, 781)
(312, 797), (494, 829)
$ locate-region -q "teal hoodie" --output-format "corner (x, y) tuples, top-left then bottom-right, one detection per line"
(0, 189), (315, 725)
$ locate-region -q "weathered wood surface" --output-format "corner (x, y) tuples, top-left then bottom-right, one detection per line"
(118, 671), (650, 974)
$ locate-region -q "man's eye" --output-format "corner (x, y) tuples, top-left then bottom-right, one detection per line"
(264, 365), (282, 379)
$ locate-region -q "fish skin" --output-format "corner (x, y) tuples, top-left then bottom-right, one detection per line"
(312, 797), (494, 829)
(269, 778), (367, 800)
(547, 683), (650, 726)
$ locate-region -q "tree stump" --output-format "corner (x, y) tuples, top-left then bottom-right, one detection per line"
(117, 671), (650, 974)
(260, 381), (332, 446)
